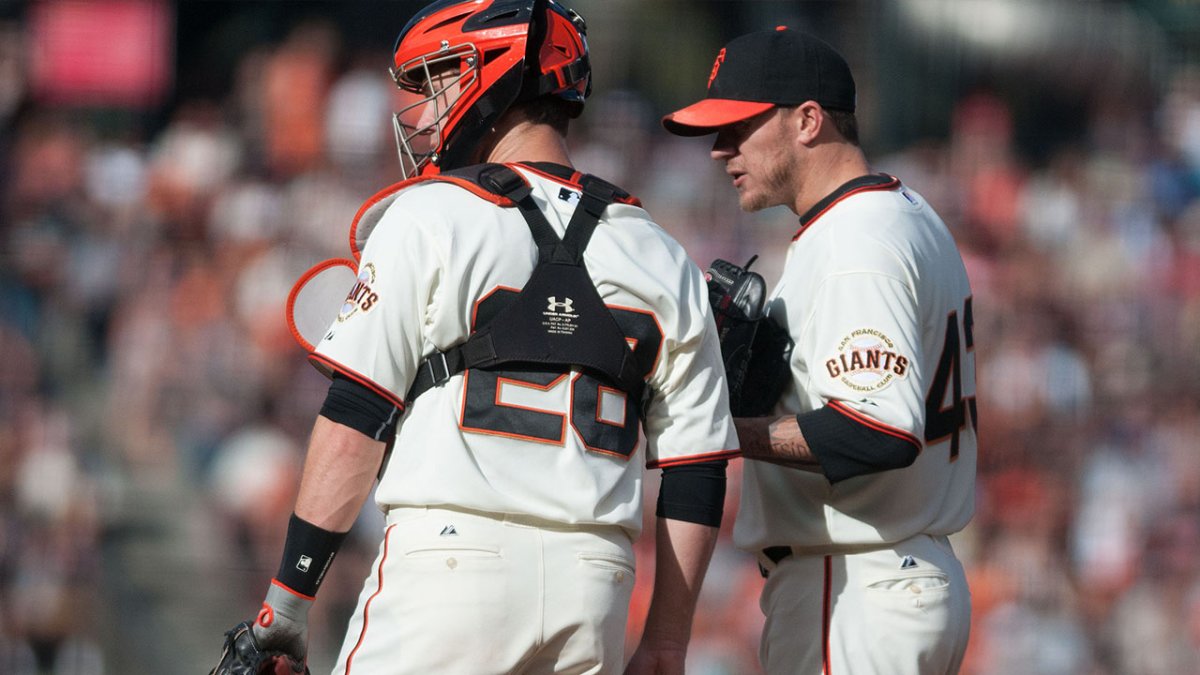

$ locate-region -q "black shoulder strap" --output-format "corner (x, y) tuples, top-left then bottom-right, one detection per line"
(473, 164), (558, 261)
(559, 175), (619, 262)
(405, 164), (645, 407)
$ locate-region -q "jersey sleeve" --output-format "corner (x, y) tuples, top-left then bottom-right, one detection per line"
(797, 268), (924, 453)
(310, 198), (443, 410)
(642, 262), (739, 469)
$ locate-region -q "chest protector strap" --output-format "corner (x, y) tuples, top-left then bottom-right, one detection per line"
(405, 164), (646, 408)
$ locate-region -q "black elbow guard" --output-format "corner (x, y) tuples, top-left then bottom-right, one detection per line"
(655, 460), (727, 527)
(319, 373), (401, 442)
(797, 406), (920, 483)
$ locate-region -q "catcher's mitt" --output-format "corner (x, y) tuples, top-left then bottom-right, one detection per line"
(210, 621), (309, 675)
(706, 256), (793, 417)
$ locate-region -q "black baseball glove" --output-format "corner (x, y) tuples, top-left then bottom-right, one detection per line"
(210, 621), (309, 675)
(707, 257), (766, 416)
(741, 311), (794, 416)
(706, 256), (793, 417)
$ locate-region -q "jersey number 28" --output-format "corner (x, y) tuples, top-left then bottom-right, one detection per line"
(459, 288), (662, 459)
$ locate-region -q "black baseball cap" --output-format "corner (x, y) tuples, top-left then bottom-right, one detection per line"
(662, 27), (856, 137)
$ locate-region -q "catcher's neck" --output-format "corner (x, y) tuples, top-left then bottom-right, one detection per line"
(479, 116), (573, 168)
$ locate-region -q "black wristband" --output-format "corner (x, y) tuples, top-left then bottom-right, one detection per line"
(274, 514), (348, 598)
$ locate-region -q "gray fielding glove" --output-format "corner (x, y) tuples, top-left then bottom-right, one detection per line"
(210, 583), (311, 675)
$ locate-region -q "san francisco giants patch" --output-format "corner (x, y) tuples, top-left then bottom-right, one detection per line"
(825, 328), (910, 393)
(338, 263), (380, 322)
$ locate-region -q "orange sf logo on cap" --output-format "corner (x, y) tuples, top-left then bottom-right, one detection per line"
(707, 48), (726, 90)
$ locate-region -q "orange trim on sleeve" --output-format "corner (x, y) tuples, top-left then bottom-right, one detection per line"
(307, 353), (406, 412)
(826, 400), (921, 451)
(647, 448), (741, 469)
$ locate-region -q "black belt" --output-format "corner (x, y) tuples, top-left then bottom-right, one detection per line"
(758, 546), (792, 578)
(763, 546), (793, 564)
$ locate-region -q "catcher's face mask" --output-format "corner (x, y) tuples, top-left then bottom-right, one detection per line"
(391, 50), (476, 178)
(388, 0), (591, 178)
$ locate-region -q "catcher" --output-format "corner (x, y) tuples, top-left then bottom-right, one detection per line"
(210, 1), (738, 673)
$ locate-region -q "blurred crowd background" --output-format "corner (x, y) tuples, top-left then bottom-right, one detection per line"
(1, 0), (1199, 673)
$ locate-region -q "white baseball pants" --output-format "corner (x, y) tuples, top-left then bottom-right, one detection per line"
(331, 506), (636, 675)
(755, 533), (971, 675)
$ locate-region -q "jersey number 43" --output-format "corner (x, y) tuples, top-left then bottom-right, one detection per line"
(924, 297), (977, 461)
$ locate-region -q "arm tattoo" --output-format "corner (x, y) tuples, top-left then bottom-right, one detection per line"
(735, 416), (822, 472)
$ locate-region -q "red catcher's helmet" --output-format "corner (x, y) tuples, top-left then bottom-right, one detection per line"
(390, 0), (591, 177)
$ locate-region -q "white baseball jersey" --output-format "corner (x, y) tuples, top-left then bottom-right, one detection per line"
(733, 175), (978, 555)
(312, 163), (739, 537)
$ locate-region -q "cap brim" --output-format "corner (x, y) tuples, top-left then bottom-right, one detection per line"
(661, 99), (775, 136)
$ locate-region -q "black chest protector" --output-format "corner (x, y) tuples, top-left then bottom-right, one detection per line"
(404, 163), (647, 409)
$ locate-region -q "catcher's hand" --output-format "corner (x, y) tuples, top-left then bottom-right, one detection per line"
(706, 257), (767, 416)
(210, 621), (309, 675)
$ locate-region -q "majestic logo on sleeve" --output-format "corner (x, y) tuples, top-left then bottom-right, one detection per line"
(338, 263), (379, 322)
(825, 328), (910, 392)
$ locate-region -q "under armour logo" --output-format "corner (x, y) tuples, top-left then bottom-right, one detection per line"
(296, 555), (313, 572)
(439, 525), (458, 536)
(547, 296), (575, 314)
(900, 555), (918, 570)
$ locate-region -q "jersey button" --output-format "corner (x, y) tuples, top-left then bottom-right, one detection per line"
(446, 557), (458, 570)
